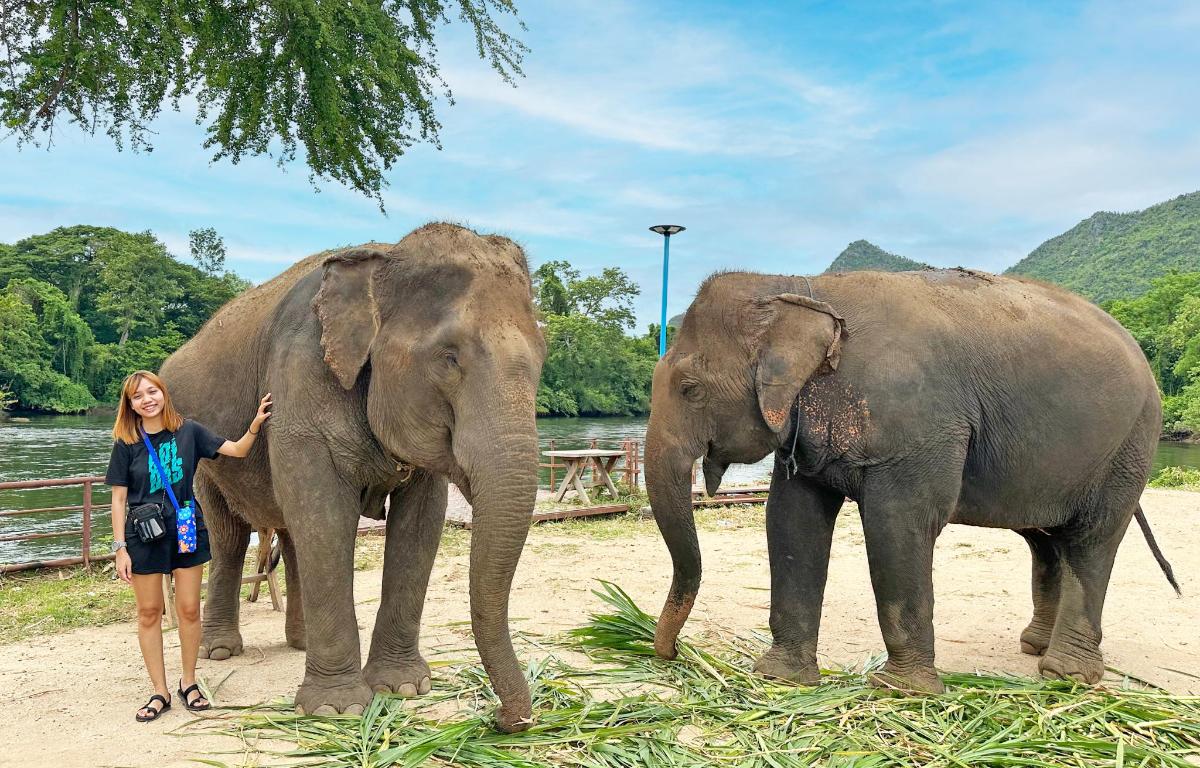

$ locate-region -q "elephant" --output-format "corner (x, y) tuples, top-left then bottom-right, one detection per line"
(159, 223), (545, 731)
(646, 267), (1179, 693)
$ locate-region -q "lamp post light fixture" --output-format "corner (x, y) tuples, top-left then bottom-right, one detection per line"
(649, 224), (685, 357)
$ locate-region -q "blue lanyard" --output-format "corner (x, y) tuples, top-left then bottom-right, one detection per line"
(140, 427), (183, 513)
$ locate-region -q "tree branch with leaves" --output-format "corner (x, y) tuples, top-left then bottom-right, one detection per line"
(0, 0), (526, 204)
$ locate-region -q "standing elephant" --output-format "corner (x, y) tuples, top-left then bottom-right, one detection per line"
(159, 223), (545, 731)
(646, 268), (1179, 693)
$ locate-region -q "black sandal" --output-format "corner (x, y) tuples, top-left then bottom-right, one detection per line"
(178, 681), (211, 712)
(135, 693), (171, 722)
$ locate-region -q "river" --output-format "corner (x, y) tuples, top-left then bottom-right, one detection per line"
(2, 414), (1198, 564)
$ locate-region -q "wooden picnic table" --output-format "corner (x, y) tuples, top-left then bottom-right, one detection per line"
(543, 449), (626, 504)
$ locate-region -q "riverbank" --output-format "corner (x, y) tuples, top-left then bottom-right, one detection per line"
(0, 488), (1196, 767)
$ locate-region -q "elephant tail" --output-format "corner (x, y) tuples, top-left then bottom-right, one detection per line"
(1134, 505), (1181, 595)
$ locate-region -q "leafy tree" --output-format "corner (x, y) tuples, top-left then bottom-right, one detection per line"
(189, 227), (226, 276)
(533, 261), (576, 316)
(533, 262), (654, 416)
(5, 279), (95, 380)
(1106, 271), (1200, 435)
(0, 291), (95, 412)
(0, 1), (527, 203)
(96, 237), (183, 345)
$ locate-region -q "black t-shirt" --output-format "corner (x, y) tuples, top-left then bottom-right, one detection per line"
(105, 420), (226, 514)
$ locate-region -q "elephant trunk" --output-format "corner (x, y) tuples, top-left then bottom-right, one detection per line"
(645, 431), (702, 660)
(455, 404), (538, 733)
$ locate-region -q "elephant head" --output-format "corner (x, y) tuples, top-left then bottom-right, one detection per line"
(645, 273), (846, 659)
(311, 223), (545, 731)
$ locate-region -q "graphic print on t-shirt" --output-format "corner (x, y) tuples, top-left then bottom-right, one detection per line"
(147, 438), (184, 494)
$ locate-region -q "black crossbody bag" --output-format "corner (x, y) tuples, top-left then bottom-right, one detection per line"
(129, 499), (167, 543)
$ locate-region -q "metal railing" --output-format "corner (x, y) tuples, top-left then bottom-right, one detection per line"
(0, 475), (112, 573)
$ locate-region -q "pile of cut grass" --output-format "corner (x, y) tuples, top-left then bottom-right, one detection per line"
(200, 583), (1200, 767)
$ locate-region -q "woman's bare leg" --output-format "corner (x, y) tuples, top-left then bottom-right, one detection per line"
(173, 564), (209, 706)
(131, 573), (170, 715)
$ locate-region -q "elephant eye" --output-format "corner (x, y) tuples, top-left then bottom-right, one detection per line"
(441, 348), (459, 367)
(680, 380), (705, 401)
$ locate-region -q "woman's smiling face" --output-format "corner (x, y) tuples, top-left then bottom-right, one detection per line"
(129, 377), (165, 419)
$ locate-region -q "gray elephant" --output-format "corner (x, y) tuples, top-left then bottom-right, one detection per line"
(160, 223), (545, 731)
(646, 268), (1179, 693)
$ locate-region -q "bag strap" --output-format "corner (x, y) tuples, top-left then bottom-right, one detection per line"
(140, 427), (183, 513)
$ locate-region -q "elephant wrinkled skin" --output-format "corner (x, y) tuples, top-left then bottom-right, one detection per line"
(160, 223), (545, 731)
(646, 268), (1178, 694)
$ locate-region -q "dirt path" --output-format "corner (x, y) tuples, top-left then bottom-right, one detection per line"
(2, 489), (1196, 767)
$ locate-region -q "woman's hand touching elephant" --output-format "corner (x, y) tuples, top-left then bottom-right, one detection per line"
(251, 393), (272, 434)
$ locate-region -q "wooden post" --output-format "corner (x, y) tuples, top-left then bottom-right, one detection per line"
(162, 574), (177, 629)
(81, 479), (92, 570)
(548, 439), (556, 490)
(634, 441), (641, 489)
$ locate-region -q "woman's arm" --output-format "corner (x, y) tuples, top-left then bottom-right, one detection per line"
(217, 393), (273, 458)
(110, 485), (132, 583)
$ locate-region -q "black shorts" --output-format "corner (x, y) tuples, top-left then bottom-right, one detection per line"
(125, 509), (211, 575)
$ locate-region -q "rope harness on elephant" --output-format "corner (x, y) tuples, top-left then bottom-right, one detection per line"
(778, 397), (802, 480)
(777, 274), (814, 481)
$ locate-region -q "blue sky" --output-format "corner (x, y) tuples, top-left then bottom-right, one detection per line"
(2, 0), (1198, 328)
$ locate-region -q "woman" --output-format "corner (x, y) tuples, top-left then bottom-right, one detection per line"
(105, 370), (271, 722)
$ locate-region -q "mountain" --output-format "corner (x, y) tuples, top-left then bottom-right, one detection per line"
(1006, 191), (1200, 302)
(826, 240), (930, 273)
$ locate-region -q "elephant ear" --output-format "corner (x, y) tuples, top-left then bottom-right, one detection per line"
(312, 248), (387, 389)
(754, 293), (848, 433)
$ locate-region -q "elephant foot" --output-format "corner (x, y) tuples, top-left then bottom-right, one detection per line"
(752, 646), (820, 685)
(869, 662), (944, 695)
(1039, 647), (1104, 685)
(199, 629), (244, 661)
(294, 674), (374, 716)
(363, 656), (431, 697)
(1020, 624), (1051, 656)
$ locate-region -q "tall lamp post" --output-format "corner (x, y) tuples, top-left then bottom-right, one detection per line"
(649, 225), (685, 357)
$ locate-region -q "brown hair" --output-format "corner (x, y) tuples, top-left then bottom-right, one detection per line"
(111, 370), (184, 444)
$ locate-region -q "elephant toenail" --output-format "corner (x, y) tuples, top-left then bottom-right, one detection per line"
(312, 705), (338, 715)
(397, 683), (418, 697)
(418, 676), (431, 695)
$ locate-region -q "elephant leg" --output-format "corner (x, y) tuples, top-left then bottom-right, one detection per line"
(364, 471), (448, 696)
(274, 450), (373, 715)
(1039, 517), (1128, 685)
(859, 465), (961, 694)
(753, 477), (843, 685)
(198, 484), (251, 661)
(279, 530), (306, 650)
(1017, 529), (1061, 656)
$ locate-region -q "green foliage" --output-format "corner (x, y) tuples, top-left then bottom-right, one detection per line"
(1007, 191), (1200, 302)
(1148, 466), (1200, 489)
(534, 262), (657, 417)
(189, 227), (226, 275)
(0, 289), (96, 412)
(0, 1), (526, 203)
(0, 225), (248, 412)
(826, 240), (930, 273)
(1106, 272), (1200, 435)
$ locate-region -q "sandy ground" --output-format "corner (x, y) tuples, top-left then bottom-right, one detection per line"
(1, 488), (1196, 768)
